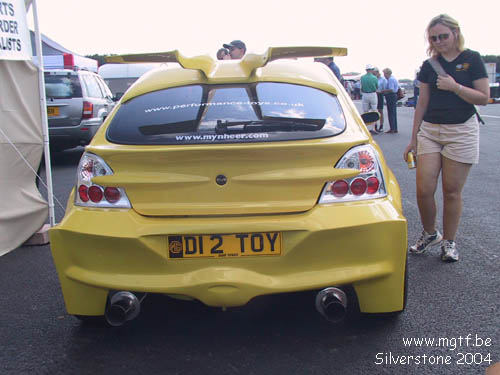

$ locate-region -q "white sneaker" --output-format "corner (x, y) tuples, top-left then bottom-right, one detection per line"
(441, 240), (459, 262)
(409, 230), (443, 254)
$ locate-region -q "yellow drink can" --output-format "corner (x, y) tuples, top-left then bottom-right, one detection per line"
(407, 152), (416, 169)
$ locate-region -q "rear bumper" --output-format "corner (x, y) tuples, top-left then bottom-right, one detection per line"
(49, 120), (102, 148)
(50, 195), (407, 315)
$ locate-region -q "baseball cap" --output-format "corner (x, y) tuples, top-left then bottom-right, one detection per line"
(223, 40), (246, 51)
(366, 64), (375, 70)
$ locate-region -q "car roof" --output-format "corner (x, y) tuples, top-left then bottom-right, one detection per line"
(107, 47), (347, 103)
(44, 68), (98, 76)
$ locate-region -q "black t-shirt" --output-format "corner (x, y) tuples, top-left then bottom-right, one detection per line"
(417, 49), (487, 124)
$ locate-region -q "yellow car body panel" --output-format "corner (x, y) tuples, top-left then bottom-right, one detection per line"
(50, 47), (407, 319)
(51, 189), (406, 315)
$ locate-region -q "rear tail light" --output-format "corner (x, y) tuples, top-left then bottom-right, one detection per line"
(366, 176), (380, 194)
(88, 185), (104, 202)
(350, 178), (367, 196)
(331, 180), (349, 197)
(104, 187), (121, 203)
(78, 185), (89, 202)
(75, 153), (131, 208)
(319, 145), (387, 203)
(82, 101), (93, 119)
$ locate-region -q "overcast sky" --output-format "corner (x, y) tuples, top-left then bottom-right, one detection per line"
(28, 0), (500, 79)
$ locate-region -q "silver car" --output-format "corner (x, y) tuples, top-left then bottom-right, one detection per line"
(45, 69), (115, 152)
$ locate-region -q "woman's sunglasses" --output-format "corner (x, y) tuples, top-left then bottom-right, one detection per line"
(430, 33), (450, 42)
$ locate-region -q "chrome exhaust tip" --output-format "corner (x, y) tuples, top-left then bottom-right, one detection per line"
(105, 291), (141, 327)
(315, 287), (348, 323)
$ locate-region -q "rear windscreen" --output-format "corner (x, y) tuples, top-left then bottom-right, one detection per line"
(107, 82), (346, 145)
(44, 74), (82, 99)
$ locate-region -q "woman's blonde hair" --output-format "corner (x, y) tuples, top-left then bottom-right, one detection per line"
(426, 14), (465, 57)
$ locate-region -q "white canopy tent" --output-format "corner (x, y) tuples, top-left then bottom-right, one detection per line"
(0, 0), (54, 256)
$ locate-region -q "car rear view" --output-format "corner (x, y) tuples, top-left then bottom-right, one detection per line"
(50, 47), (407, 326)
(45, 70), (114, 151)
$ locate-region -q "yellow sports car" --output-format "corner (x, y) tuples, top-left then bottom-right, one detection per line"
(50, 47), (407, 326)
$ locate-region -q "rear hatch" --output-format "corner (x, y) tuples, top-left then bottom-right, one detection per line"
(44, 71), (83, 127)
(95, 82), (361, 216)
(91, 140), (361, 216)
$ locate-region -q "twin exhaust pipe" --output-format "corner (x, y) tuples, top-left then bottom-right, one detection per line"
(315, 287), (348, 323)
(104, 287), (347, 326)
(105, 291), (141, 327)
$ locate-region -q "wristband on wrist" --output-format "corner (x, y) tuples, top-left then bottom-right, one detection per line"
(456, 84), (462, 95)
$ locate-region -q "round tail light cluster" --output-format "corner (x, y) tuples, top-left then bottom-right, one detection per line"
(329, 176), (380, 198)
(78, 184), (122, 204)
(319, 145), (387, 204)
(75, 152), (131, 208)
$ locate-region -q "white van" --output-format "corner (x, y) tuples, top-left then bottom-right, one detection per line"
(98, 63), (163, 98)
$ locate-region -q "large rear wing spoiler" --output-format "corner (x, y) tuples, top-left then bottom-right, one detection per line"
(105, 46), (347, 78)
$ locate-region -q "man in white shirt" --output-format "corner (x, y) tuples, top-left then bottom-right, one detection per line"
(380, 68), (399, 133)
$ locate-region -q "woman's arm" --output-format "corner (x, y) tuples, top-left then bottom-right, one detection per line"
(436, 76), (490, 105)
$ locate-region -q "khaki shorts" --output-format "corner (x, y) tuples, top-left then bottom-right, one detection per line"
(417, 116), (479, 164)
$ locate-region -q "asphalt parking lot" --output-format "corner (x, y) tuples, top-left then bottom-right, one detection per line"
(1, 102), (499, 375)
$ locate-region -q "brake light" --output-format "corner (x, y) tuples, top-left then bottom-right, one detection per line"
(331, 180), (349, 197)
(319, 145), (387, 203)
(350, 178), (367, 196)
(78, 185), (89, 202)
(82, 101), (93, 119)
(366, 176), (380, 194)
(63, 53), (74, 69)
(104, 187), (121, 203)
(75, 153), (131, 208)
(88, 185), (103, 202)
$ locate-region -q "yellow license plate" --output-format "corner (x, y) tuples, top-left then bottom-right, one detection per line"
(168, 232), (282, 259)
(47, 106), (59, 117)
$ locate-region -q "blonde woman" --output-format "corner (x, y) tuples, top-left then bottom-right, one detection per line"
(404, 14), (489, 262)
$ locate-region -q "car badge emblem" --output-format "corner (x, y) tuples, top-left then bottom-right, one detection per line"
(216, 174), (227, 186)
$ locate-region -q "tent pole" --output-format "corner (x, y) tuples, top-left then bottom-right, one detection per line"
(32, 0), (56, 226)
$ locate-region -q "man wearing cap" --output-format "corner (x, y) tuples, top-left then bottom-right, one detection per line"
(360, 64), (379, 133)
(223, 40), (246, 59)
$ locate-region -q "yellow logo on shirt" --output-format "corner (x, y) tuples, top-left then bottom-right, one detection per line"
(455, 63), (470, 72)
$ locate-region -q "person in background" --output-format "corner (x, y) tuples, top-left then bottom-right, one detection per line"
(380, 68), (399, 133)
(360, 65), (378, 110)
(346, 80), (354, 99)
(217, 48), (231, 60)
(374, 67), (387, 132)
(314, 56), (342, 82)
(360, 64), (378, 134)
(222, 40), (246, 59)
(404, 14), (489, 262)
(354, 80), (361, 100)
(413, 71), (421, 106)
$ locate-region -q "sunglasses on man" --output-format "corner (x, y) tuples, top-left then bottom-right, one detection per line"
(430, 33), (450, 42)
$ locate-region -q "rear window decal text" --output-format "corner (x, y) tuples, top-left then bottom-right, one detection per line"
(144, 101), (304, 114)
(175, 133), (270, 142)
